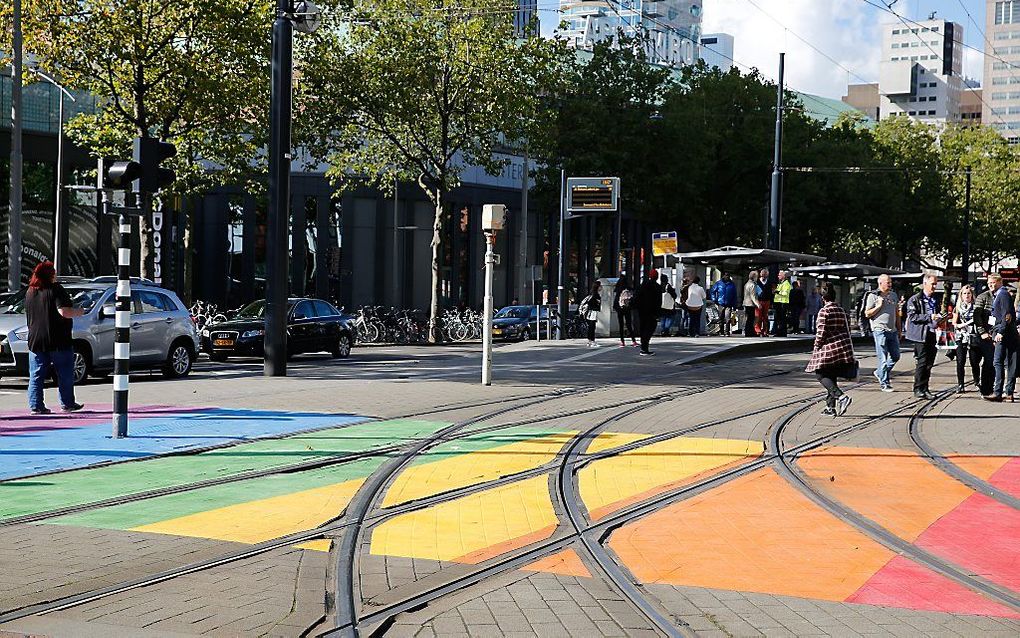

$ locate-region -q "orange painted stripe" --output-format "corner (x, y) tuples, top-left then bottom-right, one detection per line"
(523, 548), (592, 578)
(452, 524), (557, 564)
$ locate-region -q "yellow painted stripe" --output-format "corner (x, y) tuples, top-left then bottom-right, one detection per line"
(131, 478), (363, 544)
(585, 431), (649, 454)
(381, 431), (577, 507)
(370, 476), (557, 562)
(580, 436), (763, 517)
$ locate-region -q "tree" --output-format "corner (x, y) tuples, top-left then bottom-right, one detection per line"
(7, 0), (272, 294)
(295, 0), (564, 340)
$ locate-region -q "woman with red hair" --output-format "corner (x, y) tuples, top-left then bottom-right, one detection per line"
(25, 262), (85, 414)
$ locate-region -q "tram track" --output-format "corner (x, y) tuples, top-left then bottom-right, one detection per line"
(771, 390), (1020, 614)
(907, 390), (1020, 511)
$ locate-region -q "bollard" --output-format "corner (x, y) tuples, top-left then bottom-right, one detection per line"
(112, 209), (131, 438)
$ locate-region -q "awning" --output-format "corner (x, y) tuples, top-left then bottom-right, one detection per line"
(674, 246), (826, 269)
(790, 263), (906, 279)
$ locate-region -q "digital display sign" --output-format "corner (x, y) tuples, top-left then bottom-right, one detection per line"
(567, 177), (619, 213)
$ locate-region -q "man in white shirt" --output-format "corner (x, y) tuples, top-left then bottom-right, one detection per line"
(685, 275), (707, 337)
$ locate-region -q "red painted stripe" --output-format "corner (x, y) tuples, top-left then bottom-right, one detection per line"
(988, 457), (1020, 500)
(847, 556), (1020, 618)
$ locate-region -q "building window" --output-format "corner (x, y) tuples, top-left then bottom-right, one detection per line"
(932, 26), (939, 32)
(909, 111), (917, 115)
(996, 1), (1020, 24)
(892, 29), (900, 34)
(929, 110), (937, 115)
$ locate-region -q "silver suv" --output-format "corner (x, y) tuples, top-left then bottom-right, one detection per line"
(0, 279), (199, 384)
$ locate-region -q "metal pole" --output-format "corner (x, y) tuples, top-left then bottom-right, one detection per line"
(54, 93), (68, 274)
(769, 52), (785, 253)
(9, 0), (24, 291)
(962, 167), (971, 286)
(557, 170), (567, 339)
(264, 0), (293, 377)
(393, 177), (399, 306)
(613, 204), (622, 278)
(482, 231), (495, 385)
(518, 150), (529, 303)
(112, 204), (131, 438)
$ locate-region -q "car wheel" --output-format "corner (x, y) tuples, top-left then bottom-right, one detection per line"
(332, 333), (353, 359)
(163, 341), (194, 378)
(520, 328), (531, 342)
(72, 345), (91, 385)
(209, 352), (229, 363)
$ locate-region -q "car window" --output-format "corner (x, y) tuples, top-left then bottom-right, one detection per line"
(66, 288), (107, 312)
(293, 301), (315, 319)
(314, 300), (336, 317)
(136, 290), (173, 313)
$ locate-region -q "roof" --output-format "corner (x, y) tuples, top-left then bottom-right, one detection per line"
(675, 246), (826, 268)
(792, 91), (874, 128)
(790, 263), (906, 279)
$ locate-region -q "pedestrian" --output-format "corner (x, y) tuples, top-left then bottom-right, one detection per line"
(864, 274), (901, 393)
(984, 273), (1017, 401)
(856, 286), (874, 337)
(710, 273), (739, 336)
(974, 277), (997, 396)
(805, 285), (822, 334)
(905, 274), (945, 399)
(579, 280), (602, 348)
(24, 261), (86, 415)
(773, 271), (792, 337)
(636, 269), (663, 356)
(756, 268), (774, 336)
(951, 284), (982, 393)
(659, 274), (678, 337)
(789, 280), (806, 334)
(614, 276), (638, 348)
(743, 271), (760, 338)
(685, 275), (707, 337)
(805, 283), (856, 416)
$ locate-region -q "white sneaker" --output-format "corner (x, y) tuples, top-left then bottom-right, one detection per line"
(590, 341), (600, 348)
(836, 394), (853, 416)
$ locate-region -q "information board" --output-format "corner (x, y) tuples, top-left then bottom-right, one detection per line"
(566, 177), (619, 213)
(652, 231), (678, 256)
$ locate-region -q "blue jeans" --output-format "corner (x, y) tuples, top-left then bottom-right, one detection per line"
(873, 330), (901, 387)
(993, 339), (1018, 397)
(28, 349), (77, 411)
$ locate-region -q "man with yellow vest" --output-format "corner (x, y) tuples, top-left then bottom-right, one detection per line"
(773, 270), (793, 337)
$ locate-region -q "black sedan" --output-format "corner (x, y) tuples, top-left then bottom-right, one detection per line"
(492, 305), (552, 341)
(201, 298), (356, 361)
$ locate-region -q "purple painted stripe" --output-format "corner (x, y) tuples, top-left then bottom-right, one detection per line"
(0, 406), (210, 436)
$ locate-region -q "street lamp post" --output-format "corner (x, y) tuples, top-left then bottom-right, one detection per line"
(9, 0), (24, 292)
(29, 69), (77, 275)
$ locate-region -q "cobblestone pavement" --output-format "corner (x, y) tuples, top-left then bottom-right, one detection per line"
(1, 337), (1018, 637)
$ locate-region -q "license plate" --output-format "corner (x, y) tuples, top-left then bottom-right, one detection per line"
(493, 329), (502, 334)
(213, 339), (234, 347)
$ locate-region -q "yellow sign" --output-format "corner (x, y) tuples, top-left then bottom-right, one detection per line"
(652, 231), (678, 256)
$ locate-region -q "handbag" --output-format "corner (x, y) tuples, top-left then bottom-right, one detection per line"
(841, 359), (860, 381)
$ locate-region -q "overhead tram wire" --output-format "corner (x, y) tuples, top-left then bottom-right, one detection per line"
(858, 0), (1012, 128)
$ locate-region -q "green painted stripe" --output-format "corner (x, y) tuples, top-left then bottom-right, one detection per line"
(0, 419), (448, 520)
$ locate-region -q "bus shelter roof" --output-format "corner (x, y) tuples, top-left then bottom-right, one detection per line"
(790, 263), (905, 279)
(674, 246), (826, 269)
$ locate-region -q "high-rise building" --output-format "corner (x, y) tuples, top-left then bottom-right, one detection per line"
(878, 18), (964, 123)
(842, 83), (881, 120)
(557, 0), (703, 67)
(699, 33), (734, 71)
(515, 0), (539, 37)
(983, 0), (1020, 140)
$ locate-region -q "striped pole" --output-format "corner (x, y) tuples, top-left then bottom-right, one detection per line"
(112, 211), (132, 438)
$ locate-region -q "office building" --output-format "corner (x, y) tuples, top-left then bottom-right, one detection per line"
(557, 0), (703, 67)
(515, 0), (538, 37)
(878, 18), (964, 123)
(961, 83), (984, 124)
(983, 0), (1020, 140)
(843, 83), (881, 120)
(699, 33), (734, 71)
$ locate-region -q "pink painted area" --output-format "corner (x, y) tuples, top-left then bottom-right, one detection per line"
(848, 556), (1020, 618)
(988, 457), (1020, 500)
(913, 492), (1020, 594)
(0, 406), (208, 436)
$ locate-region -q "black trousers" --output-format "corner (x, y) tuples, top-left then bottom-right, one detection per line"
(978, 337), (996, 396)
(789, 305), (804, 333)
(815, 366), (846, 408)
(956, 341), (981, 387)
(912, 333), (937, 395)
(743, 306), (756, 337)
(586, 319), (596, 342)
(688, 307), (703, 336)
(638, 312), (656, 352)
(774, 303), (788, 337)
(617, 310), (635, 342)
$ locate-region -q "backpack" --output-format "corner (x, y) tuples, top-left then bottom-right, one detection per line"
(618, 289), (633, 309)
(578, 295), (592, 317)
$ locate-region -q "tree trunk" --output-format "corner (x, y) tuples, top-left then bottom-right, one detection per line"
(428, 188), (445, 343)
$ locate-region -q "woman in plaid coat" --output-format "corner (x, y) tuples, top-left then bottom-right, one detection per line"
(806, 284), (856, 416)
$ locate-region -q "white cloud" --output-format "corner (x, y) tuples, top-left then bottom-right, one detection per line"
(702, 0), (884, 98)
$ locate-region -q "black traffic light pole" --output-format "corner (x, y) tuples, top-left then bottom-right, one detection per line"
(265, 0), (294, 377)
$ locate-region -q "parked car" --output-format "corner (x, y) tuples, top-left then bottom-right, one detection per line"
(492, 305), (552, 341)
(0, 280), (199, 384)
(200, 297), (356, 361)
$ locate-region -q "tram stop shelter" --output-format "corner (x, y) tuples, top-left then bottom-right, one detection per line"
(674, 246), (826, 272)
(789, 263), (906, 316)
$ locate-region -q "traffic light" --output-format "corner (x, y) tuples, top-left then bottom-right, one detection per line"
(133, 137), (177, 193)
(104, 160), (143, 189)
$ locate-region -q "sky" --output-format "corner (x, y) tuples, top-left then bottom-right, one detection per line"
(539, 0), (992, 99)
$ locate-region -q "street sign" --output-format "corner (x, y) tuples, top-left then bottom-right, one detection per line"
(566, 177), (619, 213)
(652, 231), (678, 256)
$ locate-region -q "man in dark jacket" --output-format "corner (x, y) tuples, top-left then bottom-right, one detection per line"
(905, 274), (944, 399)
(973, 277), (998, 396)
(788, 280), (806, 334)
(710, 273), (739, 336)
(982, 273), (1018, 401)
(636, 269), (663, 356)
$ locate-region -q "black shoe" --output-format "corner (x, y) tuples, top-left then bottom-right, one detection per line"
(30, 407), (52, 415)
(639, 351), (655, 356)
(821, 406), (836, 416)
(984, 395), (1003, 403)
(915, 392), (935, 400)
(957, 385), (966, 393)
(61, 403), (85, 413)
